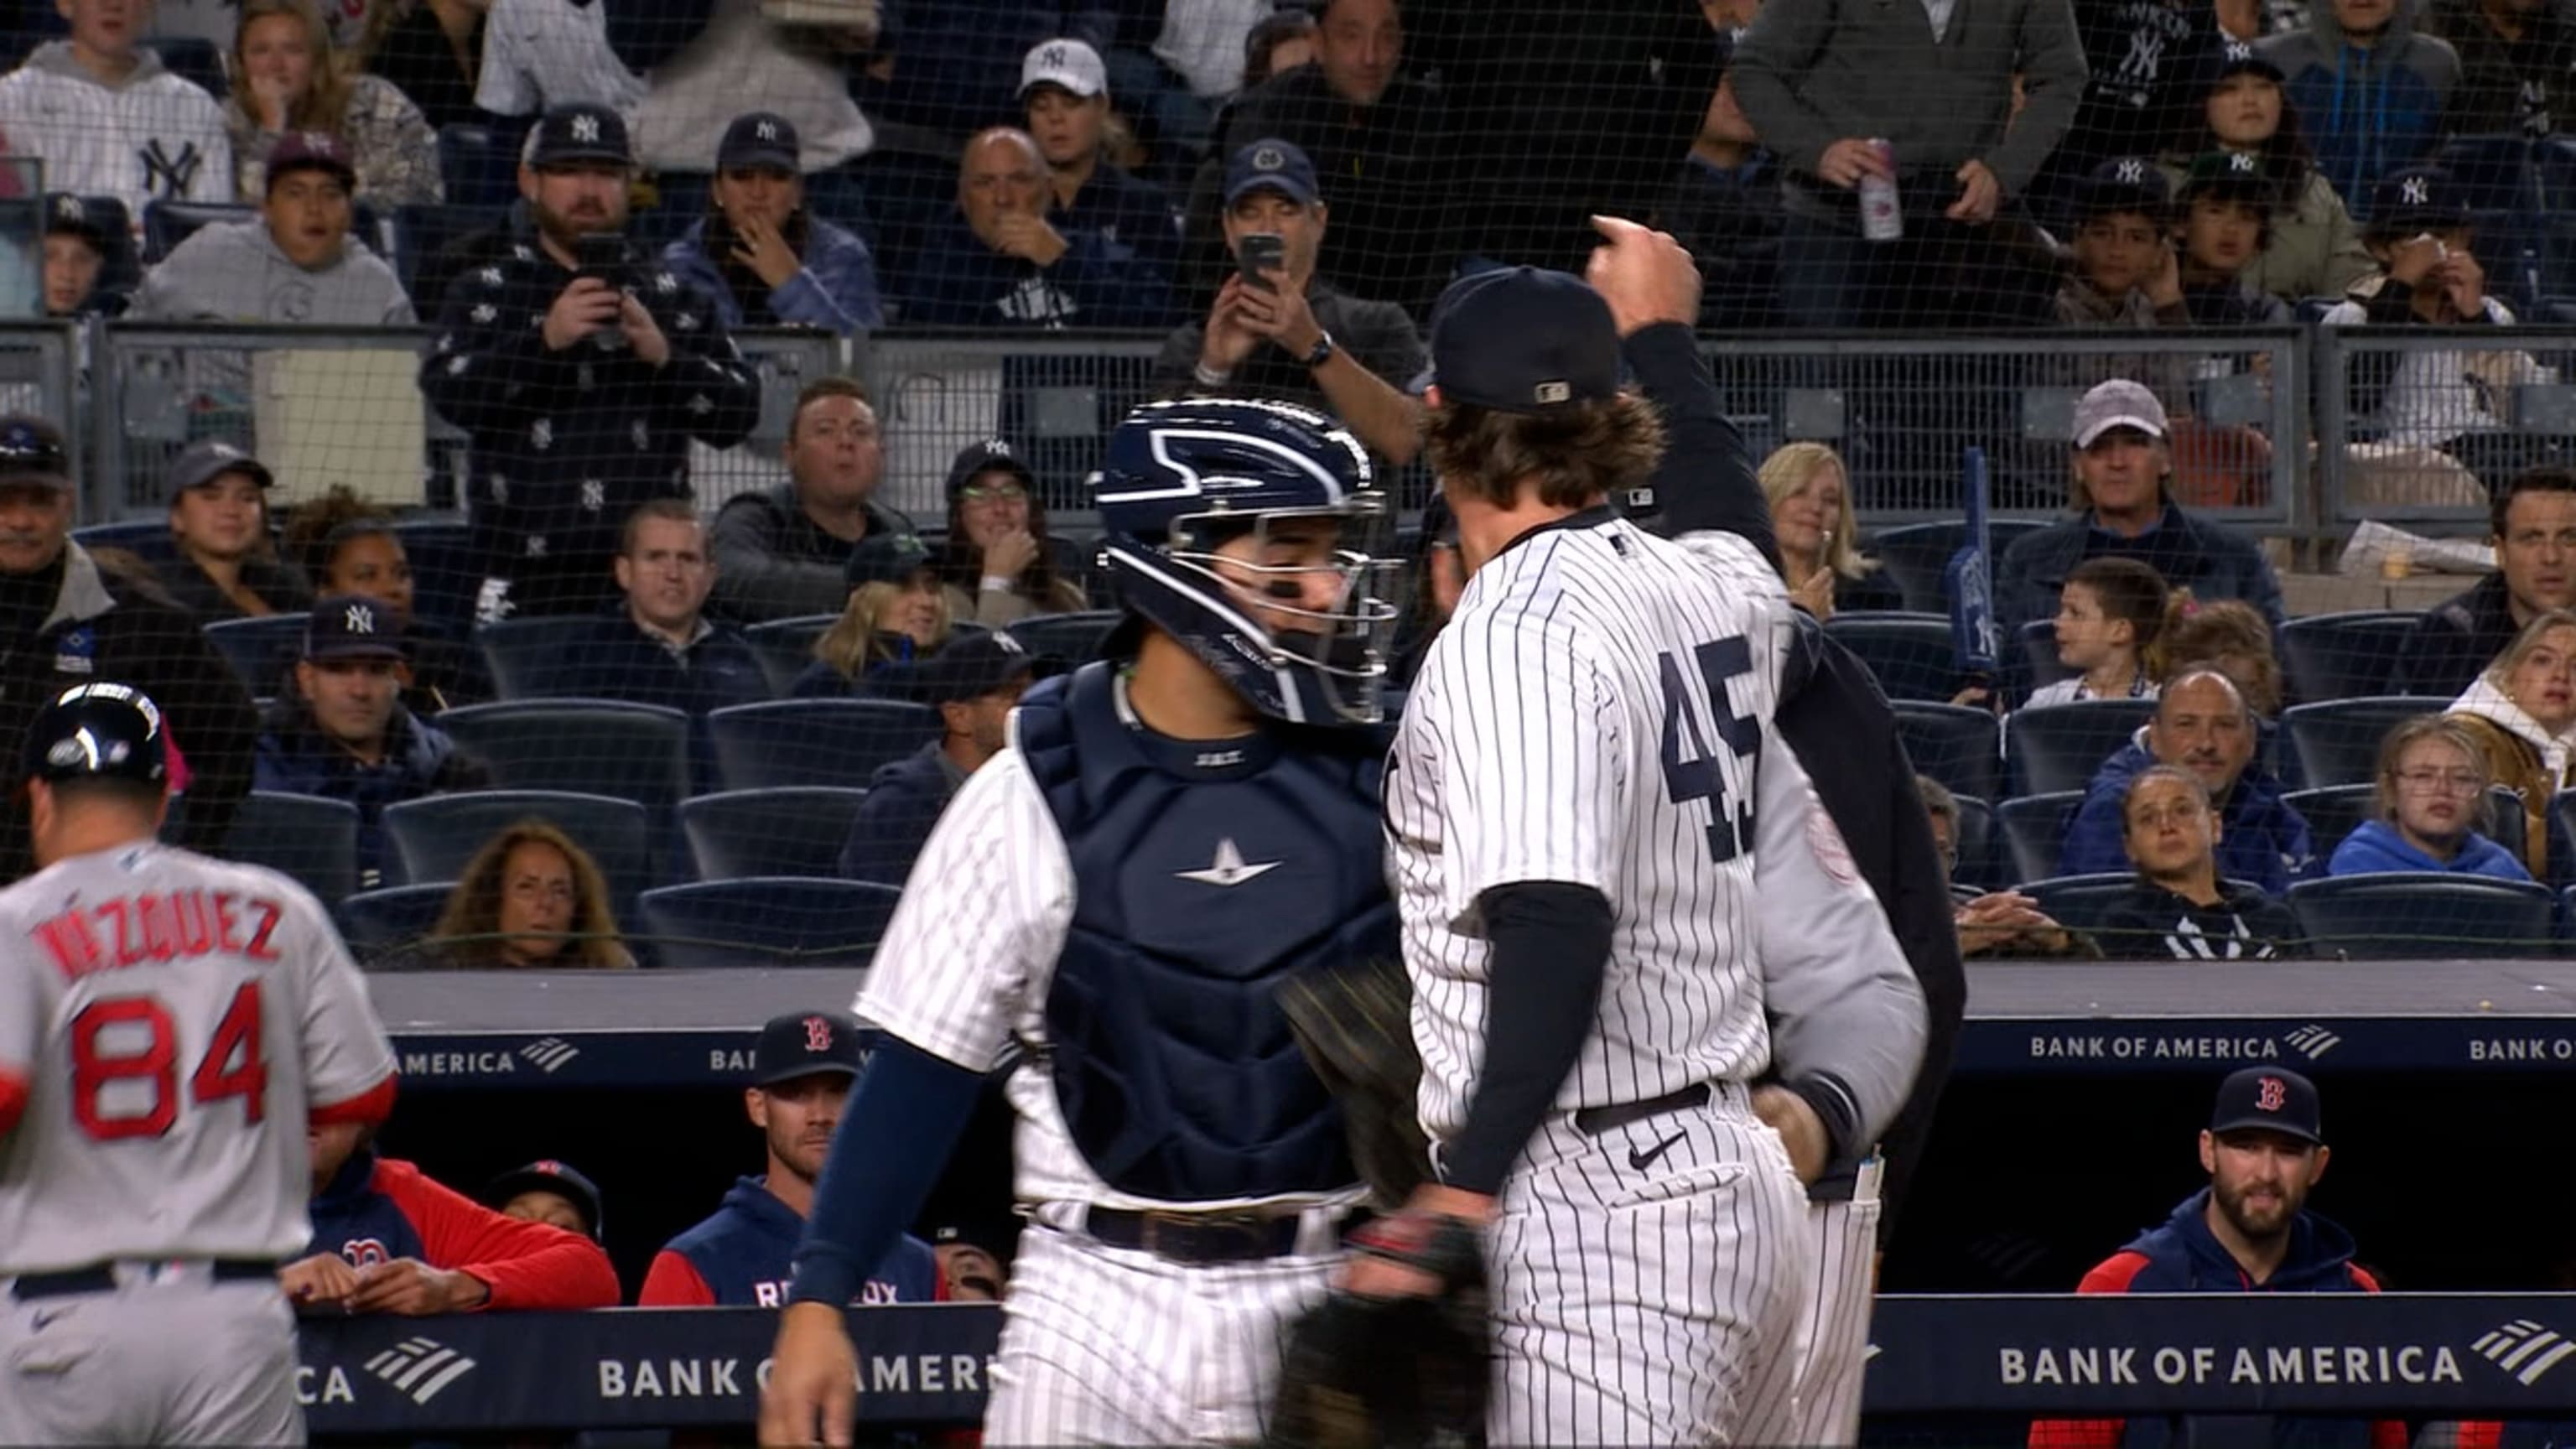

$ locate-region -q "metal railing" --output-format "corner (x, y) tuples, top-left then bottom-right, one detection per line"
(2309, 323), (2576, 529)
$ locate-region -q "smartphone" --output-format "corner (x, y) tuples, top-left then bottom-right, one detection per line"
(1236, 232), (1286, 290)
(574, 231), (629, 284)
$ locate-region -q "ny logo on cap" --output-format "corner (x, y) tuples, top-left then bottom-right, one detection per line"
(802, 1015), (834, 1052)
(1253, 144), (1285, 172)
(1041, 43), (1068, 68)
(2116, 158), (2146, 184)
(2225, 39), (2252, 62)
(756, 120), (778, 141)
(345, 603), (377, 634)
(2403, 174), (2431, 205)
(2228, 153), (2257, 174)
(54, 195), (81, 221)
(570, 113), (601, 143)
(2256, 1075), (2288, 1111)
(995, 633), (1025, 655)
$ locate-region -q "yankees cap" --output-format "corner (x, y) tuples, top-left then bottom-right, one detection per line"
(718, 112), (801, 174)
(165, 437), (273, 497)
(944, 437), (1036, 500)
(528, 103), (632, 168)
(2369, 165), (2467, 235)
(2075, 155), (2171, 221)
(305, 595), (406, 662)
(2208, 1067), (2323, 1144)
(1419, 267), (1623, 415)
(2194, 34), (2286, 90)
(1021, 37), (1109, 99)
(2179, 149), (2272, 204)
(752, 1010), (866, 1085)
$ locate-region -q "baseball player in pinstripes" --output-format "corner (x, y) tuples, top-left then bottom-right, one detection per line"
(0, 683), (399, 1445)
(1359, 219), (1928, 1445)
(760, 397), (1403, 1446)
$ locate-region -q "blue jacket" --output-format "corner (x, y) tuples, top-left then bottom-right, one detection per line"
(892, 212), (1173, 329)
(253, 698), (488, 888)
(548, 614), (771, 717)
(641, 1174), (938, 1308)
(839, 740), (962, 887)
(2327, 818), (2531, 880)
(2059, 736), (2318, 893)
(2258, 5), (2461, 220)
(662, 215), (884, 335)
(1048, 164), (1181, 293)
(1995, 505), (2288, 662)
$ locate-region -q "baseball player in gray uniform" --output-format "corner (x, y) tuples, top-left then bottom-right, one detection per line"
(0, 683), (399, 1446)
(1362, 221), (1929, 1445)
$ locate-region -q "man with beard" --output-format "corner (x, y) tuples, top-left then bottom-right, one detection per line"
(421, 102), (760, 623)
(638, 1011), (943, 1307)
(2030, 1069), (2407, 1449)
(838, 630), (1046, 886)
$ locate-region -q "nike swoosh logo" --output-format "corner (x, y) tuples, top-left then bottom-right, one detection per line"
(31, 1307), (69, 1331)
(1628, 1130), (1687, 1171)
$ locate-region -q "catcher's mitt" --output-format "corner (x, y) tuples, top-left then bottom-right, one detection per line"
(1267, 1213), (1491, 1449)
(1277, 956), (1432, 1207)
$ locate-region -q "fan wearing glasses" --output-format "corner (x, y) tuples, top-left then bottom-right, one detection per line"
(932, 439), (1092, 626)
(2326, 715), (2532, 881)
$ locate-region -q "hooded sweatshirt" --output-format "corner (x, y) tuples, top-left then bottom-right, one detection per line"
(0, 41), (233, 218)
(2257, 0), (2461, 217)
(2447, 673), (2576, 877)
(131, 218), (416, 325)
(638, 1174), (940, 1307)
(2327, 815), (2532, 879)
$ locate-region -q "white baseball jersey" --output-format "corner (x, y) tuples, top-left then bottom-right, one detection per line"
(0, 843), (397, 1275)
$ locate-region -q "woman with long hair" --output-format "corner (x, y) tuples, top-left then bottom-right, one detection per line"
(2096, 765), (2303, 959)
(228, 0), (443, 205)
(1758, 442), (1900, 620)
(2447, 609), (2576, 880)
(795, 534), (958, 697)
(2329, 714), (2529, 880)
(934, 439), (1089, 626)
(429, 819), (633, 969)
(2156, 39), (2370, 301)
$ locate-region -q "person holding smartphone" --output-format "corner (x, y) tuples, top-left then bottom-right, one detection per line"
(1151, 138), (1426, 465)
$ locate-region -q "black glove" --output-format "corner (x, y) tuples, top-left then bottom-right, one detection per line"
(1277, 955), (1433, 1208)
(1267, 1213), (1490, 1449)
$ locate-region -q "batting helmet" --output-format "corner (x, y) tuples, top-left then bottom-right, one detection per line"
(23, 683), (169, 792)
(1094, 397), (1396, 726)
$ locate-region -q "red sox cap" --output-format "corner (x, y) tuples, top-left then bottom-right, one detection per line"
(752, 1010), (866, 1085)
(2208, 1067), (2322, 1144)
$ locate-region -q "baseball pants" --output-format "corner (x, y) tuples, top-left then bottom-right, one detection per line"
(1485, 1081), (1810, 1446)
(1787, 1160), (1885, 1447)
(0, 1272), (301, 1446)
(981, 1214), (1341, 1446)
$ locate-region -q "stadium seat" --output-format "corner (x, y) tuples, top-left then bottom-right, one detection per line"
(380, 790), (652, 924)
(680, 787), (870, 881)
(335, 882), (454, 959)
(1892, 702), (2001, 803)
(476, 615), (621, 700)
(2005, 699), (2155, 797)
(2287, 874), (2556, 959)
(636, 877), (903, 969)
(204, 613), (309, 693)
(1949, 792), (1997, 891)
(1997, 792), (2085, 886)
(391, 517), (480, 636)
(1866, 520), (2051, 614)
(439, 124), (530, 209)
(221, 792), (360, 905)
(1823, 612), (1965, 704)
(142, 200), (254, 263)
(71, 517), (179, 567)
(1007, 610), (1124, 665)
(2018, 873), (2147, 937)
(704, 699), (941, 791)
(2277, 611), (2421, 704)
(2282, 696), (2435, 789)
(743, 615), (842, 697)
(430, 701), (695, 817)
(2289, 783), (2528, 863)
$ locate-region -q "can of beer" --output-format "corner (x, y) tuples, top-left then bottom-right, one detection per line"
(1857, 138), (1902, 242)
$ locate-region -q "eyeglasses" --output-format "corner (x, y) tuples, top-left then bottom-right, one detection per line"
(2396, 768), (2483, 794)
(961, 484), (1026, 504)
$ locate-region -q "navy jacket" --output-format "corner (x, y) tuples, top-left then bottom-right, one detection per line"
(639, 1175), (938, 1308)
(1995, 505), (2288, 655)
(549, 614), (771, 716)
(839, 740), (963, 887)
(2059, 735), (2317, 893)
(893, 212), (1173, 329)
(2399, 572), (2517, 699)
(253, 697), (488, 887)
(1049, 164), (1181, 294)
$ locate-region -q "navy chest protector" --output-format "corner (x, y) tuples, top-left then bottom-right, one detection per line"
(1016, 663), (1396, 1203)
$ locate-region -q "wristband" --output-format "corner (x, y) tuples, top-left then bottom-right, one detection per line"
(979, 574), (1013, 593)
(1192, 361), (1233, 387)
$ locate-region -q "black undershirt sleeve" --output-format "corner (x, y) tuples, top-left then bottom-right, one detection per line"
(1439, 881), (1616, 1196)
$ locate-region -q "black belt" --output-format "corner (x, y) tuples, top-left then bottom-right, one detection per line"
(11, 1259), (277, 1301)
(1085, 1207), (1368, 1265)
(1573, 1082), (1713, 1137)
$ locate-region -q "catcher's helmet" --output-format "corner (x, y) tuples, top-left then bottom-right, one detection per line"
(23, 683), (169, 792)
(1094, 398), (1396, 726)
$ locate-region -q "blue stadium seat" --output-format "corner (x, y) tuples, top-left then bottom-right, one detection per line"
(221, 792), (360, 905)
(744, 615), (842, 696)
(1823, 611), (1966, 704)
(1997, 792), (2085, 885)
(380, 790), (653, 924)
(204, 613), (309, 693)
(389, 518), (479, 636)
(2277, 611), (2421, 704)
(1866, 520), (2052, 614)
(72, 517), (179, 569)
(680, 787), (870, 880)
(430, 700), (695, 817)
(475, 615), (621, 700)
(142, 200), (254, 263)
(439, 124), (530, 209)
(335, 882), (454, 959)
(1893, 702), (2001, 803)
(1007, 610), (1124, 665)
(1949, 792), (1997, 892)
(2018, 873), (2147, 937)
(704, 699), (940, 791)
(2005, 698), (2155, 797)
(2287, 874), (2556, 959)
(2281, 696), (2436, 789)
(636, 877), (902, 969)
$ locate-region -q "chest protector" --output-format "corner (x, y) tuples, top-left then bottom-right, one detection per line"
(1017, 663), (1395, 1203)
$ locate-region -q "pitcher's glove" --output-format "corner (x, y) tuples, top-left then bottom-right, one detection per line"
(1277, 956), (1432, 1208)
(1265, 1212), (1489, 1449)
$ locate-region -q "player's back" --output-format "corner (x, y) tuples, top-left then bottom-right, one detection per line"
(0, 843), (395, 1274)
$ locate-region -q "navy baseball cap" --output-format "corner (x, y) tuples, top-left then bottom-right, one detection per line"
(1225, 138), (1321, 208)
(945, 438), (1036, 500)
(2369, 165), (2467, 235)
(2075, 155), (2171, 221)
(42, 192), (110, 250)
(2209, 1067), (2323, 1144)
(528, 103), (633, 168)
(0, 415), (70, 489)
(846, 531), (935, 590)
(305, 595), (406, 662)
(718, 112), (801, 174)
(2195, 34), (2286, 90)
(2179, 149), (2272, 205)
(482, 1159), (605, 1240)
(901, 629), (1057, 705)
(752, 1010), (866, 1085)
(267, 130), (356, 191)
(1419, 267), (1623, 415)
(166, 437), (273, 497)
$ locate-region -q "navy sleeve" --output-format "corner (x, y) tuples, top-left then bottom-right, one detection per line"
(787, 1038), (984, 1308)
(1439, 881), (1613, 1196)
(1622, 322), (1777, 567)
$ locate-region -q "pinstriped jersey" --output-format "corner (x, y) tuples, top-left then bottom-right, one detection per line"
(1384, 510), (1797, 1142)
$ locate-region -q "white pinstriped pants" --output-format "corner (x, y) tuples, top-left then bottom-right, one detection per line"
(1485, 1083), (1810, 1446)
(981, 1219), (1340, 1446)
(1787, 1162), (1884, 1448)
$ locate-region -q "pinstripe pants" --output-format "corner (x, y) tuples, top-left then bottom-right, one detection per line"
(1485, 1083), (1810, 1446)
(1786, 1166), (1884, 1448)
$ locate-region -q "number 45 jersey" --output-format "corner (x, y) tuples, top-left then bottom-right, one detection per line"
(1384, 509), (1889, 1144)
(0, 843), (397, 1275)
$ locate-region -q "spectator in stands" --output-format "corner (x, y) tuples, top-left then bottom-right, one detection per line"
(1023, 39), (1182, 288)
(1995, 381), (2288, 647)
(226, 0), (443, 206)
(131, 132), (416, 324)
(286, 488), (491, 713)
(354, 0), (490, 134)
(641, 1011), (942, 1307)
(935, 439), (1090, 626)
(896, 127), (1172, 329)
(858, 3), (1113, 142)
(1919, 774), (2099, 958)
(2161, 37), (2374, 302)
(2028, 557), (2174, 707)
(839, 630), (1045, 886)
(2053, 159), (2190, 344)
(0, 0), (233, 216)
(39, 194), (120, 318)
(473, 0), (645, 120)
(619, 1), (878, 179)
(709, 377), (912, 624)
(2329, 714), (2531, 877)
(2094, 764), (2304, 958)
(1153, 139), (1424, 465)
(290, 1119), (620, 1312)
(1732, 0), (2085, 329)
(795, 533), (953, 696)
(0, 416), (256, 878)
(253, 595), (487, 889)
(1759, 442), (1901, 619)
(2404, 466), (2576, 695)
(481, 1159), (605, 1241)
(551, 501), (769, 714)
(2172, 153), (2297, 323)
(2029, 0), (2225, 225)
(428, 818), (635, 968)
(660, 111), (884, 335)
(2445, 607), (2576, 879)
(2258, 0), (2461, 216)
(931, 1227), (1006, 1301)
(2059, 667), (2317, 891)
(2429, 0), (2573, 134)
(154, 439), (311, 621)
(1659, 70), (1786, 331)
(1228, 7), (1319, 96)
(2163, 596), (2288, 715)
(421, 103), (760, 621)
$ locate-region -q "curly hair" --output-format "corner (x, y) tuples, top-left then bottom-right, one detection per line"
(433, 820), (632, 969)
(282, 483), (396, 585)
(1424, 392), (1666, 513)
(2162, 597), (2281, 716)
